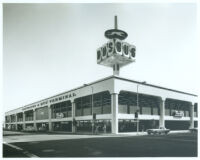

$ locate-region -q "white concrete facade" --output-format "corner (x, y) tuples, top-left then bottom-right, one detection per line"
(5, 76), (198, 134)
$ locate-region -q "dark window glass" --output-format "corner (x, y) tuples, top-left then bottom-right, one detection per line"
(75, 91), (111, 116)
(51, 101), (72, 118)
(165, 99), (190, 117)
(119, 91), (159, 115)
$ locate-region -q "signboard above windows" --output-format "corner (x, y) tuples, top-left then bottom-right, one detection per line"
(22, 92), (76, 111)
(172, 110), (184, 118)
(56, 113), (64, 119)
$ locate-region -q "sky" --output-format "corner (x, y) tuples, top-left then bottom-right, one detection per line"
(3, 3), (199, 113)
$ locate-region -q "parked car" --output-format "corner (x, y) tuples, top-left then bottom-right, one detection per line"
(25, 126), (35, 131)
(147, 127), (170, 135)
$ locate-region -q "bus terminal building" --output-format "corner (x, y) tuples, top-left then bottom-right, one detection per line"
(4, 75), (198, 134)
(4, 16), (198, 134)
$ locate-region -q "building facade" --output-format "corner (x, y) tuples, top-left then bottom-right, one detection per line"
(4, 75), (198, 134)
(4, 16), (198, 134)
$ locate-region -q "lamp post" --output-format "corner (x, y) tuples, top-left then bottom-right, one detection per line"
(84, 84), (94, 134)
(136, 81), (146, 135)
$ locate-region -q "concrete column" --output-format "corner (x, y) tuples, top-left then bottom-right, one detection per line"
(33, 109), (37, 131)
(159, 98), (165, 129)
(111, 93), (118, 134)
(113, 64), (120, 76)
(22, 112), (26, 130)
(189, 103), (194, 129)
(72, 101), (76, 133)
(15, 114), (18, 131)
(48, 106), (52, 131)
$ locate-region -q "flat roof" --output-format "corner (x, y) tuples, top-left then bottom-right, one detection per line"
(6, 75), (197, 114)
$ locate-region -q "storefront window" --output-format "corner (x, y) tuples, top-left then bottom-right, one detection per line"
(37, 123), (49, 131)
(17, 113), (23, 122)
(152, 106), (159, 115)
(165, 99), (190, 117)
(129, 105), (137, 114)
(76, 120), (111, 133)
(102, 92), (111, 114)
(53, 121), (72, 132)
(25, 110), (33, 121)
(17, 124), (23, 131)
(51, 101), (72, 119)
(25, 123), (34, 131)
(10, 114), (16, 122)
(142, 106), (151, 115)
(93, 93), (102, 114)
(118, 92), (130, 114)
(119, 104), (128, 114)
(5, 116), (10, 123)
(75, 91), (111, 116)
(119, 91), (159, 115)
(118, 119), (137, 132)
(165, 101), (171, 116)
(36, 106), (48, 120)
(165, 120), (190, 130)
(75, 98), (82, 116)
(82, 95), (92, 116)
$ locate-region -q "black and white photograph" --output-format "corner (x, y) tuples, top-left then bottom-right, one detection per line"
(1, 0), (199, 158)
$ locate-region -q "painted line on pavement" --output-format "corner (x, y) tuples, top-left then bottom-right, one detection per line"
(3, 142), (39, 158)
(4, 142), (23, 151)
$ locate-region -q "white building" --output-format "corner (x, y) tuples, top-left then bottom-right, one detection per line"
(4, 75), (198, 134)
(4, 16), (198, 134)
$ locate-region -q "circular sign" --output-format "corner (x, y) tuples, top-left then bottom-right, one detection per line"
(105, 29), (128, 40)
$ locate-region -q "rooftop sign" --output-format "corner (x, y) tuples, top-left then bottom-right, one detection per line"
(97, 16), (136, 75)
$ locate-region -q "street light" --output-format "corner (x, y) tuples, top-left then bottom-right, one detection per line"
(136, 81), (146, 135)
(84, 84), (94, 134)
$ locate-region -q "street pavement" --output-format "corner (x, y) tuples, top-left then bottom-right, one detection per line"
(3, 131), (197, 157)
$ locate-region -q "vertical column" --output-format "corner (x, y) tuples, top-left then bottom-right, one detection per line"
(159, 98), (165, 129)
(23, 112), (26, 130)
(189, 103), (194, 129)
(72, 101), (76, 133)
(15, 114), (18, 131)
(113, 64), (120, 76)
(33, 109), (37, 131)
(48, 106), (52, 131)
(111, 93), (118, 134)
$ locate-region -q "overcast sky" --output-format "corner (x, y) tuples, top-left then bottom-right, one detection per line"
(3, 3), (198, 113)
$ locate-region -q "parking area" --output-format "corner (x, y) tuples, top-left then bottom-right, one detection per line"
(3, 131), (197, 157)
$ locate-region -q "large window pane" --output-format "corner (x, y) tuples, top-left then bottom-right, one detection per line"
(119, 91), (159, 115)
(165, 99), (191, 117)
(51, 101), (72, 118)
(36, 106), (48, 120)
(102, 92), (111, 114)
(142, 107), (151, 115)
(119, 104), (128, 114)
(75, 91), (111, 116)
(129, 105), (137, 114)
(152, 107), (159, 115)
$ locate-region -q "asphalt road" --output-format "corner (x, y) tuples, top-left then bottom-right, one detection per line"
(3, 132), (197, 157)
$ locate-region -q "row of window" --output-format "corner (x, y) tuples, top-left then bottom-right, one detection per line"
(118, 91), (198, 117)
(75, 91), (111, 116)
(5, 91), (198, 122)
(119, 92), (160, 115)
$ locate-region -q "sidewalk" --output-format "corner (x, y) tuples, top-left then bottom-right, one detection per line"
(3, 129), (191, 137)
(3, 130), (31, 136)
